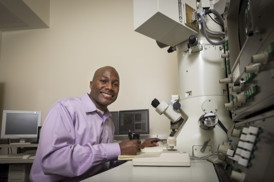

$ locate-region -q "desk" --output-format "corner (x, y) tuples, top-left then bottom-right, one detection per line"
(0, 144), (37, 182)
(0, 144), (38, 148)
(82, 160), (219, 182)
(0, 143), (37, 164)
(0, 158), (34, 164)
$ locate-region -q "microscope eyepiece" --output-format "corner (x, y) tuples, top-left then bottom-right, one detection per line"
(151, 98), (160, 108)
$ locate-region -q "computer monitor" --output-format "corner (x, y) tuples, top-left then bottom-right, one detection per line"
(1, 110), (41, 143)
(118, 109), (149, 135)
(110, 111), (119, 135)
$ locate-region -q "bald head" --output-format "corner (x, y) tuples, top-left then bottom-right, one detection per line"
(92, 66), (119, 82)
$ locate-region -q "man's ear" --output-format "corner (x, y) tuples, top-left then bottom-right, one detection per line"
(89, 81), (93, 89)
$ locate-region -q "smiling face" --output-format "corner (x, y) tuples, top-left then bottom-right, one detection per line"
(89, 66), (120, 111)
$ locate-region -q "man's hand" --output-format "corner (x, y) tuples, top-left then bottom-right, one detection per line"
(119, 140), (141, 155)
(141, 138), (161, 149)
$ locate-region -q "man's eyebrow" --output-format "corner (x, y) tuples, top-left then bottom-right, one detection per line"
(112, 79), (120, 84)
(100, 76), (108, 79)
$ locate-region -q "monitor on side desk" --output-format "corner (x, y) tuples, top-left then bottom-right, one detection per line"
(1, 110), (41, 144)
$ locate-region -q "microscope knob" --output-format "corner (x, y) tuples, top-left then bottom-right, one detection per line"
(173, 102), (181, 110)
(188, 35), (198, 46)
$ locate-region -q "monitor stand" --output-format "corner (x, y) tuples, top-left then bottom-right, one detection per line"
(10, 139), (31, 145)
(19, 139), (27, 143)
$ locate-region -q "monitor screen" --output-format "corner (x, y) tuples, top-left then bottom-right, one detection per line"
(1, 110), (41, 140)
(118, 109), (149, 134)
(110, 111), (119, 135)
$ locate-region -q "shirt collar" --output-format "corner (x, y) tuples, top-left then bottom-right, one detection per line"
(81, 93), (111, 118)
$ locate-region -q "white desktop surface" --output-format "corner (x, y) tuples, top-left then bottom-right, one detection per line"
(82, 159), (219, 182)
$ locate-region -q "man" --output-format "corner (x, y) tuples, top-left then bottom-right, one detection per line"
(29, 66), (159, 181)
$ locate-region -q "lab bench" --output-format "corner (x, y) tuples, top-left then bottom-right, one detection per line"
(82, 159), (219, 182)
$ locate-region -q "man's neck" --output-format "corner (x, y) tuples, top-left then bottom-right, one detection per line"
(88, 93), (107, 111)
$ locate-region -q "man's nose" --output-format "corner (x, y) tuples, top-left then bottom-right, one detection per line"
(105, 82), (113, 90)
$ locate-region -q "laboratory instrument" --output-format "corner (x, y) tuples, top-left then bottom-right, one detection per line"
(134, 0), (274, 181)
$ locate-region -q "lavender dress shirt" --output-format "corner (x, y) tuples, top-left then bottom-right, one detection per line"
(29, 94), (121, 182)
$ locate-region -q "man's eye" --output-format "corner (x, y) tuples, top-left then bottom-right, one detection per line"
(113, 83), (119, 87)
(100, 80), (107, 83)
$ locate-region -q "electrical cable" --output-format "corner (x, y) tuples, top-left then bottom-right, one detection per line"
(204, 21), (225, 38)
(208, 14), (222, 26)
(205, 9), (224, 26)
(195, 7), (226, 45)
(200, 14), (225, 45)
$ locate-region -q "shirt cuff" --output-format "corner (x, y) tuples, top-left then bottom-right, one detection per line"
(104, 143), (121, 160)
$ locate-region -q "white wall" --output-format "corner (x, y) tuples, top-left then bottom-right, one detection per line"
(0, 0), (178, 135)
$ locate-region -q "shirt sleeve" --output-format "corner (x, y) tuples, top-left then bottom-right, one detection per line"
(38, 102), (121, 177)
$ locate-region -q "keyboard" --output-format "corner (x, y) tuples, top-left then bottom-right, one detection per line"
(0, 154), (31, 159)
(9, 142), (31, 145)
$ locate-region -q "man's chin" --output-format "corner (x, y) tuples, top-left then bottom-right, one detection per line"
(101, 99), (114, 106)
(99, 95), (117, 106)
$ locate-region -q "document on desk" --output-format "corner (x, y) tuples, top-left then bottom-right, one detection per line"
(118, 146), (165, 160)
(132, 151), (191, 167)
(118, 155), (137, 160)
